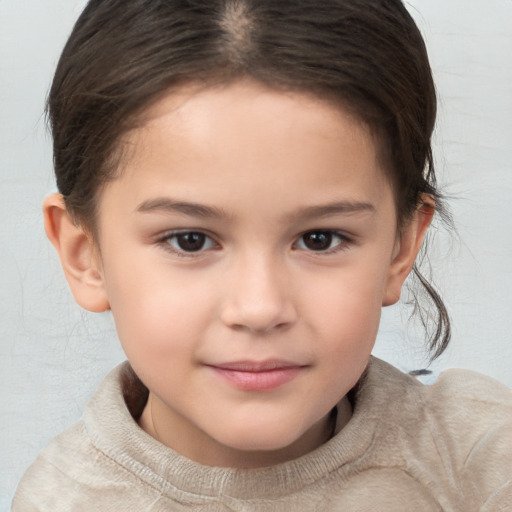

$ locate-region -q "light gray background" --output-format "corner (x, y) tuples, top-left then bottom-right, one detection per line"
(1, 1), (511, 508)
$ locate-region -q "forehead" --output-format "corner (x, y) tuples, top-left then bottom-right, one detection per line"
(102, 80), (394, 220)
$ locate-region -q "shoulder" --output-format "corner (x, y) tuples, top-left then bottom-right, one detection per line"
(12, 421), (99, 511)
(12, 363), (152, 511)
(366, 359), (512, 508)
(422, 367), (512, 447)
(366, 357), (511, 423)
(361, 358), (511, 444)
(426, 366), (512, 407)
(427, 368), (512, 508)
(426, 369), (511, 480)
(386, 358), (512, 453)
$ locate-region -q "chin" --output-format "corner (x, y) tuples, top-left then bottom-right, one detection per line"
(216, 422), (307, 453)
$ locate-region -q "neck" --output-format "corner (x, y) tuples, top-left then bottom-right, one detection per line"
(139, 393), (352, 468)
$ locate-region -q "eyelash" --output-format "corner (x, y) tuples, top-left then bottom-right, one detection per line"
(293, 230), (351, 254)
(158, 230), (219, 257)
(158, 229), (351, 257)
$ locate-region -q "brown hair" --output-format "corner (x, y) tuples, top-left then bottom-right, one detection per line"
(47, 0), (450, 358)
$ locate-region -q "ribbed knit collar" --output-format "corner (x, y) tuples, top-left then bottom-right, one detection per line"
(83, 357), (412, 501)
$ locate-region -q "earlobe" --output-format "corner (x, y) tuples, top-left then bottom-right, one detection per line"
(382, 198), (435, 307)
(43, 194), (110, 313)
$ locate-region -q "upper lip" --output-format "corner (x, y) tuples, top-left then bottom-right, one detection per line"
(208, 360), (305, 372)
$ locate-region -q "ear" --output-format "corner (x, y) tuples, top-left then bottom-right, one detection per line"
(382, 197), (435, 306)
(43, 194), (110, 312)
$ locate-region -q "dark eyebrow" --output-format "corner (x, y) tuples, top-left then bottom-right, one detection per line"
(136, 198), (228, 218)
(137, 198), (375, 220)
(291, 200), (376, 221)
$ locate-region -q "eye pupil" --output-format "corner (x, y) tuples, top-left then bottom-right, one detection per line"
(177, 232), (206, 252)
(303, 231), (332, 251)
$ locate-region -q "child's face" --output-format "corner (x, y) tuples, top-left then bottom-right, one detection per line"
(82, 81), (420, 466)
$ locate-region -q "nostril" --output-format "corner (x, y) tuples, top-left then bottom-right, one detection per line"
(228, 321), (292, 335)
(220, 301), (297, 334)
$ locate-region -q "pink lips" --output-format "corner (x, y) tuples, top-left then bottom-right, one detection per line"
(207, 360), (305, 391)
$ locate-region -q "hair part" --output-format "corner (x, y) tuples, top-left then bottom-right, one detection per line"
(47, 0), (450, 358)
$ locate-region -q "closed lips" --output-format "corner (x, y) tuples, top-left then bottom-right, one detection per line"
(207, 361), (307, 391)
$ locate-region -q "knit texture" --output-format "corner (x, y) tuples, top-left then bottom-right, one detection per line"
(13, 357), (512, 511)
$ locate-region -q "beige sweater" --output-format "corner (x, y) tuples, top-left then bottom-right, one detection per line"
(13, 358), (512, 511)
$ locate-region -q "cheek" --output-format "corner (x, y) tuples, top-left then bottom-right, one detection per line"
(110, 287), (203, 387)
(104, 259), (214, 352)
(302, 262), (387, 357)
(306, 263), (387, 324)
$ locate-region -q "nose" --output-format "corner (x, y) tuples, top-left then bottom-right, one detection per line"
(220, 252), (298, 334)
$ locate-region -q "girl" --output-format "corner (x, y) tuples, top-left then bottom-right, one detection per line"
(13, 0), (511, 510)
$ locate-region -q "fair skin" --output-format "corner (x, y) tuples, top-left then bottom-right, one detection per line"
(44, 81), (432, 468)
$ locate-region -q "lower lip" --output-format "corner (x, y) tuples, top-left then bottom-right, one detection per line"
(209, 367), (303, 391)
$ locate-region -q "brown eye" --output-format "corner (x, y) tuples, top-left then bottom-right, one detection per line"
(297, 231), (346, 252)
(167, 232), (215, 252)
